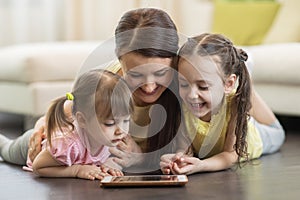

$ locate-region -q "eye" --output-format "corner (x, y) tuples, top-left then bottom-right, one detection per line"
(124, 119), (130, 123)
(123, 116), (130, 123)
(179, 80), (189, 88)
(180, 83), (189, 88)
(103, 120), (115, 127)
(197, 85), (209, 91)
(127, 72), (143, 78)
(154, 69), (169, 77)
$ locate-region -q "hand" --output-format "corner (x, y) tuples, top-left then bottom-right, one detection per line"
(170, 156), (203, 175)
(160, 153), (185, 174)
(76, 165), (109, 180)
(109, 135), (143, 168)
(100, 162), (123, 177)
(160, 152), (197, 175)
(28, 126), (46, 162)
(102, 157), (122, 172)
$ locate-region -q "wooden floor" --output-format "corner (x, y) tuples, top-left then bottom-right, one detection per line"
(0, 113), (300, 200)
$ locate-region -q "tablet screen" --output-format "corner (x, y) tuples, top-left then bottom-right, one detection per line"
(101, 175), (188, 187)
(111, 175), (179, 182)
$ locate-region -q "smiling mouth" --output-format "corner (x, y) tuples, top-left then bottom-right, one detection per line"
(190, 102), (205, 109)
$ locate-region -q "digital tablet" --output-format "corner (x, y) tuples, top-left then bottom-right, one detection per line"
(100, 175), (188, 187)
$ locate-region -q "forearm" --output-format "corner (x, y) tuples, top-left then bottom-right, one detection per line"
(32, 149), (76, 177)
(33, 165), (80, 178)
(199, 151), (238, 172)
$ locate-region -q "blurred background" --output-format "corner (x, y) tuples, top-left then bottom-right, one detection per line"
(0, 0), (299, 131)
(0, 0), (214, 47)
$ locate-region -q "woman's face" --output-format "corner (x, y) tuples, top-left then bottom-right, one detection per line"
(178, 56), (225, 122)
(120, 52), (174, 106)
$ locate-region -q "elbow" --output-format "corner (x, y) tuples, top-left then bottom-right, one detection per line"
(32, 162), (43, 176)
(223, 151), (239, 169)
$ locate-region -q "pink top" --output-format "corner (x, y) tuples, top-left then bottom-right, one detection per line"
(24, 127), (110, 171)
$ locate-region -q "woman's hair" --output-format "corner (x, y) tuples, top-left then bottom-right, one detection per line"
(45, 69), (133, 146)
(115, 8), (179, 59)
(115, 8), (181, 167)
(179, 33), (252, 165)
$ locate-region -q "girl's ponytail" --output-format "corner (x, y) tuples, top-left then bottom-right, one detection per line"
(45, 96), (74, 147)
(234, 54), (252, 163)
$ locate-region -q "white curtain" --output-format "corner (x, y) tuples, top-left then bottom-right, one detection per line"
(0, 0), (196, 47)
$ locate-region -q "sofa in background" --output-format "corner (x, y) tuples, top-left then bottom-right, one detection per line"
(0, 42), (101, 128)
(0, 0), (299, 129)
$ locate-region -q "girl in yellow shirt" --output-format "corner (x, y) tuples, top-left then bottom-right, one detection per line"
(160, 33), (285, 174)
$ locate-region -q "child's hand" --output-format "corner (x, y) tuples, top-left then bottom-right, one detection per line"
(159, 153), (183, 174)
(109, 135), (143, 168)
(76, 165), (108, 180)
(100, 164), (123, 177)
(171, 156), (203, 175)
(160, 153), (178, 175)
(101, 158), (123, 176)
(103, 157), (122, 170)
(160, 152), (191, 175)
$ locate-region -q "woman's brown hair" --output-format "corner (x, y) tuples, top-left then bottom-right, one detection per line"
(115, 8), (178, 58)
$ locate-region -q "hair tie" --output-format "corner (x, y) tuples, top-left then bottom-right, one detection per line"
(66, 92), (74, 101)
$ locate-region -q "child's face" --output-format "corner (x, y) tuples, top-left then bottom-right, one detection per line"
(82, 114), (130, 150)
(120, 52), (174, 106)
(178, 56), (225, 122)
(98, 115), (130, 147)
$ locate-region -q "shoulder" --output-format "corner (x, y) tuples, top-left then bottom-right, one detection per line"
(226, 90), (236, 104)
(47, 133), (83, 166)
(105, 60), (122, 75)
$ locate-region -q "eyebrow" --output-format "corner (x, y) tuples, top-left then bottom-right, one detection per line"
(155, 68), (169, 72)
(178, 76), (187, 81)
(196, 80), (210, 85)
(127, 67), (169, 74)
(126, 71), (141, 75)
(178, 76), (211, 84)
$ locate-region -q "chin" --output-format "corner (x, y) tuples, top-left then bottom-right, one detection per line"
(192, 112), (202, 119)
(142, 97), (159, 104)
(188, 108), (205, 119)
(135, 94), (161, 106)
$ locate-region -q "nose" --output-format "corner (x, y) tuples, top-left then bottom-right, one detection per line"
(141, 82), (157, 93)
(188, 86), (199, 99)
(115, 122), (128, 136)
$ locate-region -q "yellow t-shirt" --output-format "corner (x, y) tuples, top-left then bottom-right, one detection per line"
(183, 93), (263, 160)
(106, 60), (122, 74)
(129, 105), (151, 153)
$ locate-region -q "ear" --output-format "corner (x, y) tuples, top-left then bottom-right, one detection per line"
(75, 112), (87, 129)
(63, 100), (73, 119)
(224, 74), (237, 95)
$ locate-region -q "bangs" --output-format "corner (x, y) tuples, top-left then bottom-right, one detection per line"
(95, 76), (133, 122)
